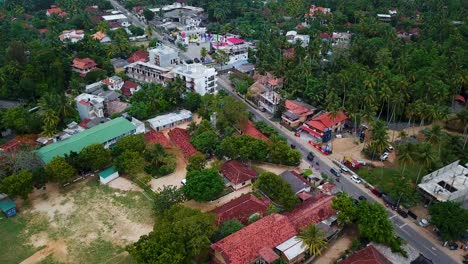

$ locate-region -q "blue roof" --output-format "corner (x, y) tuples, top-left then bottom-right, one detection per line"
(0, 197), (15, 212)
(99, 167), (118, 179)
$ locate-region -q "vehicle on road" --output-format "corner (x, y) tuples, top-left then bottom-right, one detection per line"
(307, 152), (315, 161)
(340, 165), (350, 174)
(386, 145), (394, 152)
(330, 168), (342, 177)
(418, 218), (430, 227)
(259, 106), (266, 112)
(358, 195), (367, 201)
(290, 144), (296, 149)
(371, 188), (383, 197)
(380, 152), (389, 161)
(351, 175), (362, 184)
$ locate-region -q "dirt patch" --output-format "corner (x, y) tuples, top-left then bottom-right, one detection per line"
(28, 232), (50, 248)
(20, 240), (67, 264)
(253, 162), (294, 175)
(150, 148), (187, 190)
(108, 177), (143, 192)
(183, 186), (253, 212)
(314, 234), (352, 264)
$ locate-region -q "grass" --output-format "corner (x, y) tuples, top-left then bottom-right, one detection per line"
(302, 169), (313, 177)
(0, 215), (37, 264)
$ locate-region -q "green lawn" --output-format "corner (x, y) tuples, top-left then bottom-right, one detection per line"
(0, 215), (37, 264)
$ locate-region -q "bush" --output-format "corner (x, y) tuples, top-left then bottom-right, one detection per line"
(212, 219), (244, 241)
(254, 172), (299, 210)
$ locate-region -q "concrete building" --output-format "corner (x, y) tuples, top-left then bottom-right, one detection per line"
(259, 90), (281, 115)
(75, 93), (105, 120)
(101, 76), (124, 90)
(124, 61), (175, 84)
(147, 110), (192, 132)
(99, 167), (119, 185)
(418, 160), (468, 203)
(172, 63), (217, 95)
(211, 36), (251, 65)
(286, 31), (310, 47)
(148, 44), (180, 68)
(59, 30), (84, 43)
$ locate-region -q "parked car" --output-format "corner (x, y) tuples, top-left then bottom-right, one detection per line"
(418, 218), (430, 227)
(371, 188), (383, 197)
(340, 165), (350, 174)
(307, 152), (315, 161)
(259, 106), (266, 112)
(290, 144), (296, 149)
(358, 195), (367, 201)
(330, 168), (342, 177)
(181, 179), (187, 185)
(385, 145), (394, 152)
(351, 175), (362, 184)
(448, 242), (458, 250)
(380, 152), (389, 161)
(397, 209), (408, 218)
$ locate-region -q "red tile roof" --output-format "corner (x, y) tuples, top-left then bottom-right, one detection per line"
(284, 194), (335, 230)
(242, 121), (269, 142)
(306, 111), (347, 132)
(211, 214), (297, 264)
(127, 50), (149, 63)
(285, 100), (313, 115)
(0, 139), (21, 152)
(221, 160), (258, 185)
(121, 80), (139, 96)
(212, 193), (269, 225)
(145, 131), (172, 148)
(38, 28), (48, 34)
(297, 191), (312, 201)
(85, 6), (100, 12)
(72, 58), (97, 70)
(259, 247), (279, 263)
(338, 245), (392, 264)
(168, 128), (197, 158)
(227, 37), (244, 45)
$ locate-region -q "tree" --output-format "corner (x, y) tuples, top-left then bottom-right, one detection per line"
(219, 135), (269, 162)
(129, 25), (145, 36)
(397, 143), (416, 174)
(79, 144), (111, 171)
(183, 169), (224, 202)
(254, 172), (299, 210)
(153, 185), (185, 215)
(113, 134), (146, 157)
(331, 193), (357, 226)
(186, 153), (206, 173)
(212, 219), (244, 242)
(127, 205), (216, 264)
(298, 224), (328, 256)
(1, 107), (40, 134)
(200, 47), (207, 59)
(365, 120), (390, 159)
(268, 137), (301, 166)
(184, 92), (202, 112)
(429, 201), (468, 241)
(144, 144), (176, 177)
(0, 170), (33, 199)
(45, 157), (76, 184)
(114, 150), (145, 176)
(143, 8), (155, 21)
(191, 130), (220, 154)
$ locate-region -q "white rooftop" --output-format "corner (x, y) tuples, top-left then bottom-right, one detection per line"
(148, 44), (178, 55)
(418, 160), (468, 202)
(275, 236), (307, 261)
(75, 93), (105, 104)
(102, 14), (127, 21)
(147, 110), (192, 128)
(174, 63), (216, 78)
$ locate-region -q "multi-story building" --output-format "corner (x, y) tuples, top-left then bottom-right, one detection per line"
(211, 36), (251, 65)
(75, 93), (105, 120)
(148, 44), (180, 68)
(286, 31), (310, 47)
(101, 76), (124, 91)
(259, 91), (281, 115)
(124, 61), (175, 84)
(172, 63), (217, 95)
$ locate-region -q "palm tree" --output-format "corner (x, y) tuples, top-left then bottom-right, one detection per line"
(425, 125), (445, 154)
(415, 144), (437, 183)
(298, 224), (328, 256)
(367, 120), (390, 158)
(397, 143), (415, 174)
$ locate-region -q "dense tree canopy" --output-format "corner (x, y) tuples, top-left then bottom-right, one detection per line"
(79, 144), (111, 172)
(183, 169), (224, 202)
(0, 170), (33, 199)
(429, 201), (468, 241)
(45, 157), (76, 184)
(212, 219), (244, 242)
(254, 172), (299, 210)
(153, 185), (186, 215)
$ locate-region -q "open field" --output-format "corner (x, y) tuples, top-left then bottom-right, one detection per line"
(0, 179), (154, 264)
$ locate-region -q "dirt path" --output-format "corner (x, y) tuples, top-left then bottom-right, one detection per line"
(313, 235), (352, 264)
(20, 240), (67, 264)
(149, 149), (187, 190)
(183, 186), (252, 212)
(108, 177), (143, 192)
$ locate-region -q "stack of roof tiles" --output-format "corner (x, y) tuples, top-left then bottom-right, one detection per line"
(212, 194), (270, 225)
(168, 128), (197, 158)
(145, 131), (172, 148)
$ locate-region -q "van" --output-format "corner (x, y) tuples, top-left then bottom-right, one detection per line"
(330, 168), (341, 177)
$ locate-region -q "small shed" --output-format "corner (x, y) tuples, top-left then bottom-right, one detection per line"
(99, 167), (119, 184)
(0, 194), (17, 217)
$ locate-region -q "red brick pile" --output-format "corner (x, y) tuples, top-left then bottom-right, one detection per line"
(168, 128), (197, 158)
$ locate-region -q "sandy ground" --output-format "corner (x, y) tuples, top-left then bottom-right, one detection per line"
(20, 240), (68, 264)
(183, 186), (253, 212)
(108, 177), (143, 192)
(314, 234), (352, 264)
(252, 162), (294, 175)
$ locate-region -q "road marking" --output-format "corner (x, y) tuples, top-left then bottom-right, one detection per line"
(399, 223), (407, 228)
(389, 214), (397, 219)
(423, 245), (438, 256)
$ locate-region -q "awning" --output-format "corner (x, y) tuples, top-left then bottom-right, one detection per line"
(301, 125), (322, 138)
(454, 95), (466, 103)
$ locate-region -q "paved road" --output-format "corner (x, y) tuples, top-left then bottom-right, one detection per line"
(217, 76), (458, 264)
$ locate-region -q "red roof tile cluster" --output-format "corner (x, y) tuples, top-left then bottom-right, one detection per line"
(211, 214), (297, 264)
(132, 6), (145, 12)
(338, 245), (392, 264)
(212, 194), (269, 225)
(285, 100), (313, 115)
(127, 50), (149, 63)
(284, 194), (335, 230)
(221, 160), (258, 186)
(253, 72), (284, 88)
(0, 137), (36, 152)
(47, 6), (67, 17)
(306, 111), (348, 133)
(72, 58), (97, 70)
(259, 247), (279, 263)
(168, 128), (197, 158)
(308, 5), (331, 17)
(121, 80), (139, 97)
(38, 28), (48, 34)
(85, 6), (100, 12)
(242, 121), (269, 142)
(145, 131), (172, 148)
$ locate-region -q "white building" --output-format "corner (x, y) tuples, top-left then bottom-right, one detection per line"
(211, 36), (251, 65)
(147, 110), (192, 131)
(101, 76), (124, 91)
(75, 93), (105, 120)
(418, 160), (468, 203)
(102, 14), (130, 27)
(59, 30), (84, 43)
(99, 167), (120, 185)
(148, 44), (180, 68)
(275, 236), (307, 263)
(286, 31), (310, 47)
(125, 61), (175, 84)
(172, 63), (217, 95)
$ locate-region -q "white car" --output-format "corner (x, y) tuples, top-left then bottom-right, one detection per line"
(181, 179), (187, 185)
(418, 218), (430, 227)
(380, 152), (389, 161)
(351, 175), (362, 184)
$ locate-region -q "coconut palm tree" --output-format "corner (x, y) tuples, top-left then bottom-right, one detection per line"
(415, 143), (438, 183)
(397, 143), (415, 174)
(425, 125), (445, 154)
(298, 224), (328, 256)
(367, 120), (390, 159)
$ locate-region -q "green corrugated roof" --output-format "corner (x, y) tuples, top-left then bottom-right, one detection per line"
(37, 117), (136, 164)
(99, 167), (118, 179)
(0, 198), (15, 212)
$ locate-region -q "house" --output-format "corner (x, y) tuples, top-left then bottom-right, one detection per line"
(91, 31), (111, 43)
(377, 14), (392, 22)
(168, 128), (197, 159)
(101, 76), (124, 90)
(211, 36), (251, 65)
(46, 5), (67, 17)
(102, 13), (129, 27)
(72, 58), (97, 75)
(233, 63), (255, 76)
(308, 5), (331, 17)
(247, 81), (268, 105)
(147, 110), (192, 132)
(211, 214), (297, 264)
(124, 61), (174, 84)
(275, 236), (308, 264)
(99, 167), (119, 184)
(120, 80), (141, 97)
(148, 44), (180, 68)
(259, 90), (281, 115)
(302, 111), (348, 141)
(110, 58), (129, 73)
(145, 131), (172, 148)
(418, 160), (468, 203)
(286, 31), (310, 47)
(0, 193), (16, 217)
(284, 194), (335, 230)
(252, 71), (283, 89)
(84, 6), (100, 13)
(172, 63), (217, 95)
(241, 121), (269, 142)
(221, 160), (258, 190)
(59, 30), (84, 43)
(211, 193), (270, 225)
(127, 50), (149, 63)
(280, 171), (311, 194)
(331, 32), (352, 47)
(338, 245), (392, 264)
(37, 117), (137, 164)
(75, 93), (105, 120)
(281, 100), (316, 128)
